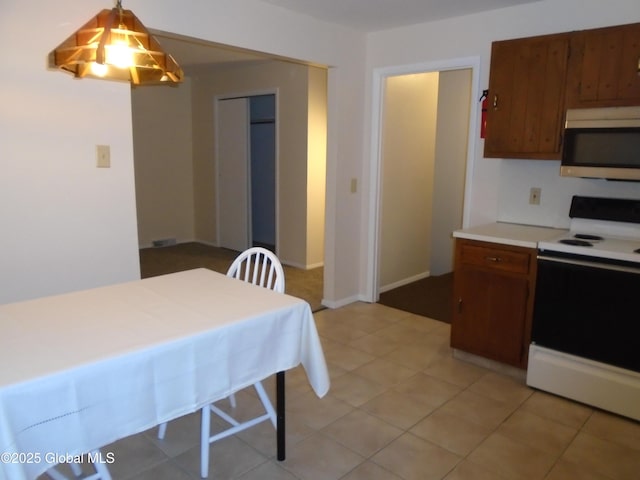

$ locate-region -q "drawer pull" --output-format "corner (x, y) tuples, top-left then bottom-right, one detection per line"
(458, 297), (463, 313)
(485, 256), (502, 262)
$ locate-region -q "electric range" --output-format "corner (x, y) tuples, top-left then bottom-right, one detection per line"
(527, 195), (640, 422)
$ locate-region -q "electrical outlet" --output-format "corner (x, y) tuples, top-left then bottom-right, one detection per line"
(529, 187), (541, 205)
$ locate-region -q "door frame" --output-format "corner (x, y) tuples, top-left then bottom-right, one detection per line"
(214, 89), (279, 253)
(364, 57), (481, 302)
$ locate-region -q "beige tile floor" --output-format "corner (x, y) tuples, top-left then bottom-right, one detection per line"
(45, 303), (640, 480)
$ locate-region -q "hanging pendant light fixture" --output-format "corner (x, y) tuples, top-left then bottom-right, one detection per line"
(49, 1), (183, 86)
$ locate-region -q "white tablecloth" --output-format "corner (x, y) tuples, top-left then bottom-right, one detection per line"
(0, 269), (330, 480)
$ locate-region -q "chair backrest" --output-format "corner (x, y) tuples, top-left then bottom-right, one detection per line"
(226, 247), (285, 293)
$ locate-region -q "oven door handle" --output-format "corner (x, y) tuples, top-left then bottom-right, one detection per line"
(538, 254), (640, 275)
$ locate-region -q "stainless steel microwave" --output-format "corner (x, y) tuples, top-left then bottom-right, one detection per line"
(561, 106), (640, 181)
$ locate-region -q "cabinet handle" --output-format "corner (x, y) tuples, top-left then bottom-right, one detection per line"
(485, 256), (502, 262)
(493, 94), (499, 110)
(458, 297), (463, 313)
(637, 57), (640, 76)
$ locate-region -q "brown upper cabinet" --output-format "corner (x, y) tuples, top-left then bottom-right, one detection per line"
(566, 23), (640, 108)
(484, 33), (570, 160)
(484, 22), (640, 160)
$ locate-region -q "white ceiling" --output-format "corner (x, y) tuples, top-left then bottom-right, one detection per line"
(259, 0), (542, 32)
(155, 0), (543, 70)
(153, 32), (272, 72)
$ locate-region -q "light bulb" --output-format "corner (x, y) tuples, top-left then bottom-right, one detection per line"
(105, 41), (134, 69)
(90, 62), (108, 77)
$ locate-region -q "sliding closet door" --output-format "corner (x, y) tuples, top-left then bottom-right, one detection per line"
(217, 97), (250, 252)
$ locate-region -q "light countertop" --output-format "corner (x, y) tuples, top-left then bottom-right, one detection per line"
(453, 222), (567, 249)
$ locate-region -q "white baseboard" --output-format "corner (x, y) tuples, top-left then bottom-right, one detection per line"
(379, 271), (430, 294)
(139, 238), (199, 249)
(282, 260), (324, 270)
(195, 239), (218, 248)
(321, 294), (363, 310)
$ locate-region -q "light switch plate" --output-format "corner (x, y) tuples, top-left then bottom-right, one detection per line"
(96, 145), (111, 168)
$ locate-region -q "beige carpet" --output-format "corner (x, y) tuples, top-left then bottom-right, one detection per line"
(139, 242), (324, 312)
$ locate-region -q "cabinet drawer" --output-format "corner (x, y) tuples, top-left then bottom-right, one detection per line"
(459, 244), (530, 274)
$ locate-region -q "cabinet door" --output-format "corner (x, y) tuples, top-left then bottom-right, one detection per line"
(451, 267), (529, 366)
(484, 34), (569, 159)
(567, 23), (640, 107)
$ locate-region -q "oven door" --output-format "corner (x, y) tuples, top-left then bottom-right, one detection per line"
(532, 251), (640, 373)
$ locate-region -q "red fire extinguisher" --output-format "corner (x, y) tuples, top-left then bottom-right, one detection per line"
(480, 89), (489, 139)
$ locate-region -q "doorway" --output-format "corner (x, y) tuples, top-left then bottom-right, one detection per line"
(216, 93), (277, 253)
(131, 35), (327, 280)
(366, 57), (480, 302)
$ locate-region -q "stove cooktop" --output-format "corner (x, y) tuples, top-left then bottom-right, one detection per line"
(537, 196), (640, 263)
(540, 231), (640, 263)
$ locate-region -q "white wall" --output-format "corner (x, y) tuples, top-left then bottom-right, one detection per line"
(306, 67), (328, 268)
(431, 69), (471, 275)
(132, 79), (195, 247)
(5, 0), (637, 307)
(0, 0), (366, 305)
(0, 0), (141, 304)
(145, 0), (367, 304)
(379, 73), (438, 290)
(187, 61), (325, 268)
(377, 69), (471, 290)
(365, 0), (640, 239)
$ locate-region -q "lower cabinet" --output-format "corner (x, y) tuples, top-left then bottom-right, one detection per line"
(450, 239), (537, 369)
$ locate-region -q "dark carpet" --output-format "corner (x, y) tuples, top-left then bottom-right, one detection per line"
(139, 242), (324, 312)
(378, 273), (453, 323)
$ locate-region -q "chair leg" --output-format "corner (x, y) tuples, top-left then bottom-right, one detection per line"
(91, 455), (112, 480)
(160, 391), (233, 442)
(200, 406), (211, 479)
(45, 468), (67, 480)
(254, 381), (277, 428)
(157, 422), (167, 440)
(199, 383), (276, 478)
(46, 450), (112, 480)
(70, 462), (83, 476)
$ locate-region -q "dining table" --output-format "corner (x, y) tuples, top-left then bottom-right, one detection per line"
(0, 268), (330, 480)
